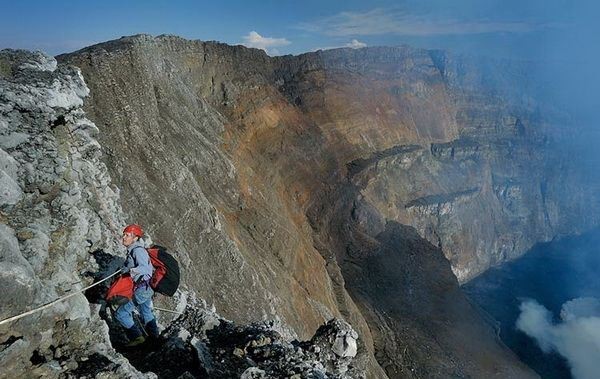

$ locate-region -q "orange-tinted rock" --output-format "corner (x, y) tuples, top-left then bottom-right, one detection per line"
(56, 34), (600, 377)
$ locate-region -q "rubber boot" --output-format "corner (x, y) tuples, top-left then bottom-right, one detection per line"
(125, 324), (145, 347)
(145, 318), (160, 339)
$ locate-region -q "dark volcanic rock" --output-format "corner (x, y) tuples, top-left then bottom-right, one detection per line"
(343, 222), (534, 378)
(124, 299), (364, 379)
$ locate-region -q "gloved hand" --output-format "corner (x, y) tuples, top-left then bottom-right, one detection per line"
(130, 267), (139, 276)
(120, 266), (130, 274)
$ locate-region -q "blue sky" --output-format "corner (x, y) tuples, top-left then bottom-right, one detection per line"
(1, 0), (598, 122)
(0, 0), (593, 59)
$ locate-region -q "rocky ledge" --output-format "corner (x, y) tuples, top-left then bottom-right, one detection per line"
(120, 301), (363, 379)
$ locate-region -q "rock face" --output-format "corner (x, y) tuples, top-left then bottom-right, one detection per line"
(105, 297), (365, 379)
(0, 50), (146, 378)
(0, 49), (366, 379)
(277, 48), (600, 283)
(2, 33), (596, 378)
(56, 34), (587, 377)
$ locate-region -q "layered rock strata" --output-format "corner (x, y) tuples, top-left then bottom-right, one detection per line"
(2, 33), (593, 377)
(0, 49), (366, 379)
(56, 34), (594, 377)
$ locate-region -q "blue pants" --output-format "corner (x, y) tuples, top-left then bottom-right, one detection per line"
(115, 286), (155, 329)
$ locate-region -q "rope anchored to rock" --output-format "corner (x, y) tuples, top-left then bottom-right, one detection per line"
(154, 306), (183, 315)
(0, 270), (121, 327)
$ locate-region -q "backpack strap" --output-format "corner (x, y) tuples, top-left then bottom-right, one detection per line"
(128, 245), (153, 284)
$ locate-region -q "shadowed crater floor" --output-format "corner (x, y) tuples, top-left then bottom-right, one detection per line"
(464, 228), (600, 379)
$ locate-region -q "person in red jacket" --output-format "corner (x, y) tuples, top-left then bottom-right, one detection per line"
(115, 224), (159, 346)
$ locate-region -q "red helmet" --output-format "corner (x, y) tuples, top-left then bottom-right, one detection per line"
(123, 224), (143, 238)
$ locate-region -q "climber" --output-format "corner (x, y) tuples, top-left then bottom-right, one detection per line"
(115, 224), (160, 346)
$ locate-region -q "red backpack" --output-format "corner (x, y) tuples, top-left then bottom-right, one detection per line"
(146, 245), (180, 296)
(106, 275), (134, 306)
(106, 245), (180, 304)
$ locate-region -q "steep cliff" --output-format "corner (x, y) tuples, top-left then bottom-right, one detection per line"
(275, 47), (599, 282)
(0, 49), (369, 379)
(2, 33), (593, 377)
(57, 34), (595, 377)
(0, 50), (146, 377)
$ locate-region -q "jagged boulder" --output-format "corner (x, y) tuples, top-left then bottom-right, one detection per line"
(130, 300), (365, 379)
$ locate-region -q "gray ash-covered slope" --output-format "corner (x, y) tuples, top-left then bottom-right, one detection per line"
(0, 50), (367, 378)
(55, 33), (594, 378)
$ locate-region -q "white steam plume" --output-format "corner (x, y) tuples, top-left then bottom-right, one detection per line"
(517, 298), (600, 379)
